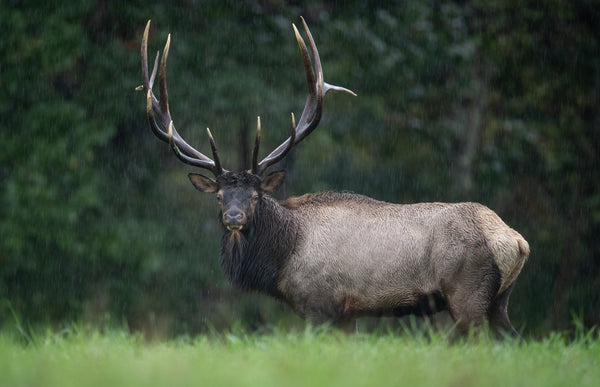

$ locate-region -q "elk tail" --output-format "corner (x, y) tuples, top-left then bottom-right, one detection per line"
(517, 237), (530, 260)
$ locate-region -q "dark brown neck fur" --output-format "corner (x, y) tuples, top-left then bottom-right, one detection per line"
(220, 195), (300, 297)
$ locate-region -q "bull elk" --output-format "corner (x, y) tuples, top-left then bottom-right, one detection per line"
(137, 18), (529, 337)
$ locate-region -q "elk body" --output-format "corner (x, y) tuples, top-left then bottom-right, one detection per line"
(138, 19), (529, 336)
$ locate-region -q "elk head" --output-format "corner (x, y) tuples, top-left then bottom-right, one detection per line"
(138, 18), (355, 233)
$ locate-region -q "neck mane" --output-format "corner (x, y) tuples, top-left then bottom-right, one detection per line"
(219, 195), (299, 297)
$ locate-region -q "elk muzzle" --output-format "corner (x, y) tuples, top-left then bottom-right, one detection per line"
(223, 208), (247, 231)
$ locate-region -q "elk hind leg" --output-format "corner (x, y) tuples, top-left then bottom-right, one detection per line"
(488, 282), (519, 339)
(447, 269), (500, 337)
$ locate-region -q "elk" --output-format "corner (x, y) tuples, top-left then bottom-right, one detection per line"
(138, 18), (529, 337)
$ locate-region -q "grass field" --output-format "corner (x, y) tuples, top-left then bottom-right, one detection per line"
(1, 326), (598, 387)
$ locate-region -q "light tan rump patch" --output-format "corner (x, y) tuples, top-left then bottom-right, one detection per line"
(478, 208), (530, 293)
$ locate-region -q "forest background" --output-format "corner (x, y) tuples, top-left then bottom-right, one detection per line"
(1, 0), (599, 337)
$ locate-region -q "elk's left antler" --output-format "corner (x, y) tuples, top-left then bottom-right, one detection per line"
(252, 17), (356, 175)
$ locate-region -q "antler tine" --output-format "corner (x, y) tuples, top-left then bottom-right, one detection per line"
(253, 114), (296, 176)
(138, 20), (227, 177)
(251, 116), (261, 174)
(206, 128), (224, 175)
(255, 17), (355, 175)
(140, 21), (150, 90)
(158, 33), (171, 117)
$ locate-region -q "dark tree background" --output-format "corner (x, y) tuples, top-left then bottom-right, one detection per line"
(1, 0), (599, 337)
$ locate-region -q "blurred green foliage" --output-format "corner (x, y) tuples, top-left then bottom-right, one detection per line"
(1, 0), (598, 336)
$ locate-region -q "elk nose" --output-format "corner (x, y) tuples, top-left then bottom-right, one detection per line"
(223, 211), (246, 230)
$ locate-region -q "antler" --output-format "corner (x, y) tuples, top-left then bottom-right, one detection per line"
(138, 20), (226, 176)
(252, 17), (356, 176)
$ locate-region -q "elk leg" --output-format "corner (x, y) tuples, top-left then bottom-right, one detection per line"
(335, 318), (359, 334)
(488, 282), (520, 339)
(446, 266), (501, 336)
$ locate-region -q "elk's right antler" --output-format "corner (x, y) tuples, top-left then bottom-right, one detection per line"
(138, 20), (226, 177)
(252, 17), (356, 175)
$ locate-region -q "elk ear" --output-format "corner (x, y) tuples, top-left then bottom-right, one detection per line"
(188, 173), (219, 193)
(261, 170), (286, 192)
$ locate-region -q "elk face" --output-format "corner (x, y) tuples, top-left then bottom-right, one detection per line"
(189, 171), (285, 232)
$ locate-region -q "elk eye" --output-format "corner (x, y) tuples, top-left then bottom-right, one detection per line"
(215, 193), (223, 202)
(251, 194), (259, 202)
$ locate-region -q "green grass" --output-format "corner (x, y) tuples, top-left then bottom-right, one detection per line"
(1, 326), (598, 387)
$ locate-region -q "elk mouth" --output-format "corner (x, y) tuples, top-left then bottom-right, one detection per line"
(226, 224), (243, 232)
